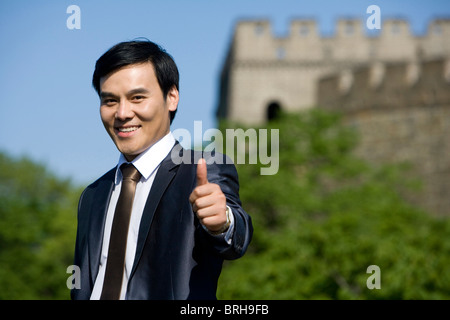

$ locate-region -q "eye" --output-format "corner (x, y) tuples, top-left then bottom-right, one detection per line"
(102, 98), (117, 106)
(132, 95), (145, 102)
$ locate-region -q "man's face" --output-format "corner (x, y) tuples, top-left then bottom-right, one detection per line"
(99, 63), (178, 161)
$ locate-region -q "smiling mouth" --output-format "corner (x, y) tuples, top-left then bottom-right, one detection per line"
(115, 125), (141, 137)
(117, 126), (140, 133)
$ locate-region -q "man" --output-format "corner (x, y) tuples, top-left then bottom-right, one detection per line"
(71, 40), (252, 300)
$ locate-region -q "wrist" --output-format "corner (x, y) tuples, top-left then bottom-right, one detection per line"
(208, 206), (231, 235)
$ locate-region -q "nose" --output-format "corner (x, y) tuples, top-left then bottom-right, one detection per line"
(116, 100), (134, 121)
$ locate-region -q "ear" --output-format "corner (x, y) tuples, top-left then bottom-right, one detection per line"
(166, 85), (179, 112)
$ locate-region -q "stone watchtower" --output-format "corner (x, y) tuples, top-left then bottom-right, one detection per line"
(216, 18), (450, 125)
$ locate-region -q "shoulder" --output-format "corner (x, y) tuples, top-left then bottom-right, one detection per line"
(170, 144), (238, 180)
(170, 143), (233, 166)
(188, 149), (240, 194)
(78, 167), (116, 205)
(85, 167), (116, 190)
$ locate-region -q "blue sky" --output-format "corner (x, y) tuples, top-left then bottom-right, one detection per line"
(0, 0), (449, 185)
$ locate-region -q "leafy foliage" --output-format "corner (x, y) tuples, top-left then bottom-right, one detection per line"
(217, 110), (450, 299)
(0, 152), (80, 299)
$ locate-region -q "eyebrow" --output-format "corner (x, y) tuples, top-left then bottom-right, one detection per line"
(100, 91), (118, 100)
(100, 88), (150, 99)
(127, 88), (150, 96)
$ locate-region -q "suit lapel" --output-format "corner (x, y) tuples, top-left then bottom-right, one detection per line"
(88, 170), (115, 285)
(130, 151), (180, 278)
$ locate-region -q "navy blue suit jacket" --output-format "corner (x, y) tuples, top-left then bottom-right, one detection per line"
(71, 146), (252, 300)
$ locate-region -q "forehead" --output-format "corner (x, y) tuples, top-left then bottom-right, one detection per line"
(99, 62), (157, 92)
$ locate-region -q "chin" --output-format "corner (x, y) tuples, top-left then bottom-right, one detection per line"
(117, 146), (141, 160)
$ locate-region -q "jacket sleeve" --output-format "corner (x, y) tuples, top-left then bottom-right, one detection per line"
(201, 152), (253, 260)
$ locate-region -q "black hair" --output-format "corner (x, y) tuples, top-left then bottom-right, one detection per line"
(92, 39), (179, 123)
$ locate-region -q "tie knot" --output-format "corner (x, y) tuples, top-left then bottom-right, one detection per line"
(120, 163), (142, 183)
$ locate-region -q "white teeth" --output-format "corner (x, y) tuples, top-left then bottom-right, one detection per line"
(118, 126), (139, 132)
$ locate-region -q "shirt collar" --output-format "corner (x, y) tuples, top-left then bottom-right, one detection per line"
(114, 132), (176, 184)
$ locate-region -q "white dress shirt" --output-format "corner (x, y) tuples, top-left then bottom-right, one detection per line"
(90, 132), (234, 300)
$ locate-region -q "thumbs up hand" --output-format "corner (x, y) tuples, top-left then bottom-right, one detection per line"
(189, 158), (229, 234)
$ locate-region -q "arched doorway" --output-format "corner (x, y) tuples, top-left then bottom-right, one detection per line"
(267, 101), (282, 121)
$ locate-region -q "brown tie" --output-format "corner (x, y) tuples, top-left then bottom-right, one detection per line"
(100, 163), (142, 300)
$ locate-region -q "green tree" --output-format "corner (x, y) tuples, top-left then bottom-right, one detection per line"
(0, 152), (80, 299)
(217, 110), (450, 299)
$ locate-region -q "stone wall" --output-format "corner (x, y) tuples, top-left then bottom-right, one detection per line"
(317, 58), (450, 216)
(217, 18), (450, 125)
(218, 18), (450, 215)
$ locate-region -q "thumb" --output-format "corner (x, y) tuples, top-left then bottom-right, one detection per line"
(196, 158), (208, 186)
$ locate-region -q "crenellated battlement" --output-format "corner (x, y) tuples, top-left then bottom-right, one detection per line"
(315, 58), (450, 217)
(230, 18), (450, 63)
(218, 17), (450, 126)
(318, 58), (450, 112)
